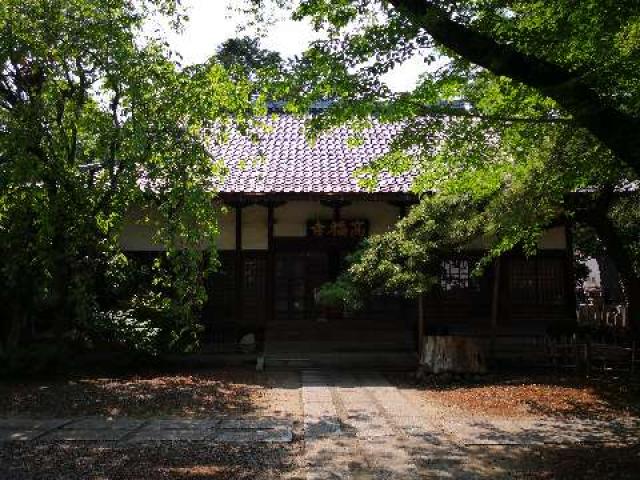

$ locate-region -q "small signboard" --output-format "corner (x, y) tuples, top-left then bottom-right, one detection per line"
(306, 219), (369, 238)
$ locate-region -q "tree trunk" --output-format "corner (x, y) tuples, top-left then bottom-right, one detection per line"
(626, 280), (640, 336)
(576, 205), (640, 335)
(420, 336), (487, 373)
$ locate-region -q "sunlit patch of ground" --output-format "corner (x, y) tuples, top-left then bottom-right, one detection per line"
(0, 368), (294, 419)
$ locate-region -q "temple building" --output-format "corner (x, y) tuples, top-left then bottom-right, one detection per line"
(120, 116), (575, 362)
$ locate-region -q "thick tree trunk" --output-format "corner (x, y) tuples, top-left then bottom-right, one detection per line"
(576, 205), (640, 335)
(420, 336), (487, 373)
(626, 280), (640, 336)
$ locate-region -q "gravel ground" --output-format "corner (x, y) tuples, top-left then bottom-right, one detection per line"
(0, 368), (302, 420)
(0, 442), (303, 480)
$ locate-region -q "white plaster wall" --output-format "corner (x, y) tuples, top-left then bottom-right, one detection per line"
(537, 225), (567, 250)
(119, 201), (567, 253)
(119, 204), (236, 252)
(216, 207), (236, 250)
(273, 200), (401, 237)
(242, 204), (268, 250)
(341, 201), (401, 235)
(463, 225), (567, 251)
(273, 201), (333, 237)
(119, 207), (165, 251)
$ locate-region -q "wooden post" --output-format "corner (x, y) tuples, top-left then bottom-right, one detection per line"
(490, 257), (502, 357)
(266, 203), (275, 343)
(417, 294), (425, 361)
(235, 204), (243, 326)
(564, 218), (578, 320)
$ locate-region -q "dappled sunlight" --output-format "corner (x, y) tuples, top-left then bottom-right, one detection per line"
(0, 442), (300, 480)
(0, 369), (282, 419)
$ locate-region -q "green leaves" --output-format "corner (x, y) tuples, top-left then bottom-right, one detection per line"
(0, 0), (262, 353)
(242, 0), (639, 298)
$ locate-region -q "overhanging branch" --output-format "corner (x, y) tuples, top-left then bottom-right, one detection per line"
(387, 0), (640, 175)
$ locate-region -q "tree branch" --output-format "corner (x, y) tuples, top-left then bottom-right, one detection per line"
(388, 0), (640, 175)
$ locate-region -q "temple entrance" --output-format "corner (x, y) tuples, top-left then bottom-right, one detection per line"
(265, 240), (415, 353)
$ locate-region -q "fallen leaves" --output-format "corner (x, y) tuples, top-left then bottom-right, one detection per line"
(409, 373), (640, 420)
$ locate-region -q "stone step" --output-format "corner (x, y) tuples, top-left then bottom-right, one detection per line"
(265, 352), (417, 369)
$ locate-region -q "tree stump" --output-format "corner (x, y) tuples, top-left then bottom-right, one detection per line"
(419, 336), (487, 374)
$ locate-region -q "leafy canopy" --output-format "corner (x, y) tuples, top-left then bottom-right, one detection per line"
(241, 0), (639, 300)
(0, 0), (264, 353)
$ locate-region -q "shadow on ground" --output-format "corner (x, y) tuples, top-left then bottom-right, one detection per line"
(0, 368), (297, 418)
(0, 441), (301, 480)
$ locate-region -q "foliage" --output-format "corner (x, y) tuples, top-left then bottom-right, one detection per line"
(609, 193), (640, 277)
(320, 194), (486, 307)
(216, 36), (283, 80)
(0, 0), (264, 355)
(89, 309), (161, 355)
(316, 278), (358, 309)
(241, 0), (639, 307)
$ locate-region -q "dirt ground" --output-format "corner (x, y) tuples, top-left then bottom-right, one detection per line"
(0, 442), (302, 480)
(0, 368), (302, 419)
(396, 371), (640, 421)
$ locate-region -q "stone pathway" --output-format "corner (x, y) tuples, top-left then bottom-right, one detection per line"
(0, 416), (294, 444)
(300, 370), (640, 479)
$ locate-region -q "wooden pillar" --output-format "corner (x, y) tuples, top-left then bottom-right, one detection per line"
(490, 257), (502, 356)
(564, 218), (578, 319)
(417, 294), (425, 360)
(266, 203), (275, 330)
(235, 205), (243, 326)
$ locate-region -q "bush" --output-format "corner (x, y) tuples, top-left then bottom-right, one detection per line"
(90, 309), (162, 356)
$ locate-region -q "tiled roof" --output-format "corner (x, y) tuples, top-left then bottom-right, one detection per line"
(211, 115), (414, 194)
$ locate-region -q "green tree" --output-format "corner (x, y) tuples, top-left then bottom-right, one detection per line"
(216, 36), (282, 79)
(0, 0), (263, 355)
(241, 0), (640, 328)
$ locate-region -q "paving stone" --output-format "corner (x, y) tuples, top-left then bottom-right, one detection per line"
(302, 390), (333, 403)
(361, 436), (421, 478)
(343, 416), (394, 438)
(63, 417), (145, 430)
(219, 417), (291, 430)
(304, 401), (338, 417)
(42, 429), (132, 441)
(127, 429), (212, 442)
(0, 419), (70, 430)
(214, 427), (293, 443)
(0, 429), (45, 442)
(143, 419), (219, 430)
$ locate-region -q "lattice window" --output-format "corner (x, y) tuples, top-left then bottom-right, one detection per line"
(440, 259), (478, 292)
(537, 258), (565, 305)
(510, 257), (565, 306)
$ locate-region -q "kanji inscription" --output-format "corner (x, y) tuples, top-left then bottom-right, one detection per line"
(306, 219), (369, 238)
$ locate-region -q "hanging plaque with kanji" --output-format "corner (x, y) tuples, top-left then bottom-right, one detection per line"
(306, 219), (369, 238)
